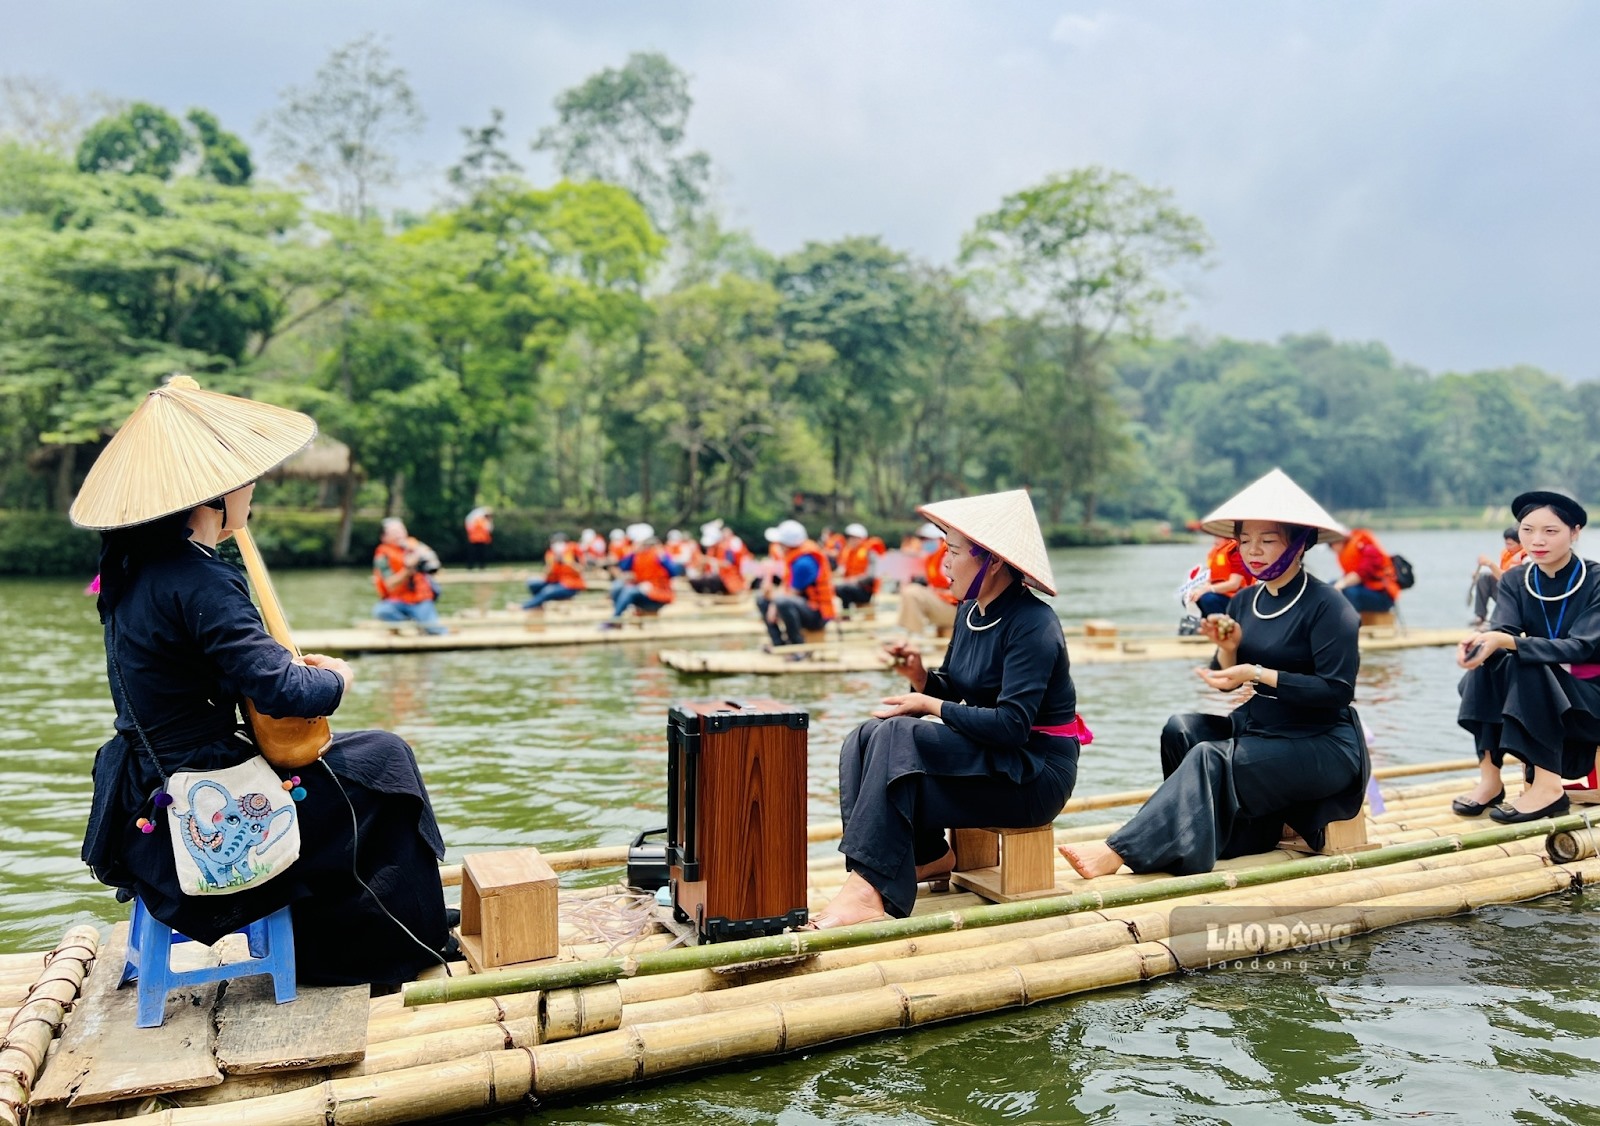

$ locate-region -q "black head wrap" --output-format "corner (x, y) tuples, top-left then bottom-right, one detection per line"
(1511, 491), (1587, 529)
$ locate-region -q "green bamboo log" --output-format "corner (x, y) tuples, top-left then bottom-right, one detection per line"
(404, 811), (1591, 1007)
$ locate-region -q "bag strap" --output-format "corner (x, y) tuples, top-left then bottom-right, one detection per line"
(105, 615), (170, 789)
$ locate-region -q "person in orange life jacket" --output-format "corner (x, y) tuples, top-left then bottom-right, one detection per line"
(807, 491), (1081, 927)
(606, 528), (631, 565)
(373, 518), (447, 635)
(756, 519), (837, 648)
(1195, 535), (1254, 617)
(820, 527), (847, 568)
(601, 523), (681, 626)
(523, 534), (587, 609)
(664, 529), (701, 573)
(463, 506), (494, 570)
(836, 522), (887, 609)
(578, 528), (606, 565)
(1469, 526), (1524, 630)
(1326, 527), (1400, 613)
(899, 522), (959, 635)
(689, 520), (745, 595)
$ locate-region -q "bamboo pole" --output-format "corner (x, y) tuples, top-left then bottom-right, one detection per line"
(1546, 823), (1600, 863)
(0, 925), (99, 1126)
(404, 812), (1593, 1007)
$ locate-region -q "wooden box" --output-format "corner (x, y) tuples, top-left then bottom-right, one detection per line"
(668, 699), (810, 942)
(457, 848), (558, 971)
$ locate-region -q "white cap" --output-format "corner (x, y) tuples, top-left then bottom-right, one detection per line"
(580, 528), (597, 541)
(609, 528), (626, 541)
(916, 522), (945, 540)
(701, 527), (723, 547)
(626, 522), (656, 543)
(764, 519), (808, 548)
(666, 529), (685, 543)
(844, 522), (868, 538)
(700, 518), (724, 537)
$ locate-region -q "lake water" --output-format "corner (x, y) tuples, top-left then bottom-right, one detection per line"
(1, 529), (1595, 1123)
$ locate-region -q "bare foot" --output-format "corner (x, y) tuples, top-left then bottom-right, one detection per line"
(915, 851), (956, 883)
(807, 872), (888, 929)
(1058, 842), (1124, 880)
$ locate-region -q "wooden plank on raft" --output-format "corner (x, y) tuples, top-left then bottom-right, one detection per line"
(31, 923), (224, 1107)
(215, 978), (370, 1075)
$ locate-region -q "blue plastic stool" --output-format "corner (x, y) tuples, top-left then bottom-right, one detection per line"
(118, 899), (296, 1028)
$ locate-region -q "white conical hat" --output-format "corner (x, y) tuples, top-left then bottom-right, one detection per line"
(70, 375), (316, 530)
(1199, 468), (1348, 539)
(916, 489), (1055, 596)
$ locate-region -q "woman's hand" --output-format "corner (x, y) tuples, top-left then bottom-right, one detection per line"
(872, 693), (940, 720)
(883, 639), (928, 690)
(302, 653), (355, 693)
(1458, 631), (1514, 669)
(1199, 614), (1241, 650)
(1196, 664), (1256, 692)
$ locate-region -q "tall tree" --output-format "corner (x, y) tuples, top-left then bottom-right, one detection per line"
(774, 237), (922, 518)
(262, 34), (424, 218)
(962, 167), (1211, 522)
(446, 107), (522, 200)
(533, 51), (710, 234)
(76, 101), (189, 178)
(185, 108), (252, 185)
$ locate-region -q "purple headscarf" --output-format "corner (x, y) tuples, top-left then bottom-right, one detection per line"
(1240, 523), (1317, 583)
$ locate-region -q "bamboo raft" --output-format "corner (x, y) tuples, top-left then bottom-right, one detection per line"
(658, 625), (1467, 677)
(353, 593), (900, 631)
(8, 761), (1597, 1126)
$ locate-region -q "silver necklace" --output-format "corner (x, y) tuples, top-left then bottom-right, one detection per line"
(1524, 556), (1586, 602)
(966, 602), (1003, 632)
(1252, 569), (1309, 620)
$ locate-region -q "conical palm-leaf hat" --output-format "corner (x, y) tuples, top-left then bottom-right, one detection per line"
(1198, 467), (1347, 540)
(70, 375), (316, 530)
(916, 489), (1056, 596)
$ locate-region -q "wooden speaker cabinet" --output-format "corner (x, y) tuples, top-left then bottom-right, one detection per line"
(668, 699), (810, 942)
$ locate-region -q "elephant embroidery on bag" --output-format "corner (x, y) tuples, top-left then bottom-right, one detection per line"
(177, 781), (295, 890)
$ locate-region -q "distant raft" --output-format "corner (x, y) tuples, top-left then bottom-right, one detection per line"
(657, 624), (1467, 677)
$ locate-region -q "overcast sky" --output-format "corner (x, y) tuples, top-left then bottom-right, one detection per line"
(4, 1), (1597, 380)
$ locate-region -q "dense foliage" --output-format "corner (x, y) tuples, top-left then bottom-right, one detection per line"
(2, 44), (1594, 571)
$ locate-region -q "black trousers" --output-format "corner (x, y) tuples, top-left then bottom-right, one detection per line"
(837, 579), (875, 608)
(1106, 712), (1364, 876)
(689, 575), (729, 595)
(1458, 652), (1600, 779)
(756, 595), (824, 646)
(838, 717), (1078, 917)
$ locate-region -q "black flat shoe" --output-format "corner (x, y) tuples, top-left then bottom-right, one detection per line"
(1451, 788), (1506, 817)
(1487, 794), (1571, 824)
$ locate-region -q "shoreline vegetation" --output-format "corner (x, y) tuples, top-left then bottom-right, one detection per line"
(0, 505), (1515, 576)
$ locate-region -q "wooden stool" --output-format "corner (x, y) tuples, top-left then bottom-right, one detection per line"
(457, 849), (558, 972)
(1281, 810), (1378, 856)
(523, 607), (545, 632)
(949, 824), (1059, 902)
(1359, 610), (1396, 629)
(1083, 619), (1118, 648)
(1564, 747), (1600, 805)
(800, 627), (828, 645)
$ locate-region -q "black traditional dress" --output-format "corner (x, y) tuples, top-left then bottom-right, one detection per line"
(1107, 569), (1368, 875)
(837, 580), (1080, 917)
(82, 538), (450, 987)
(1458, 556), (1600, 779)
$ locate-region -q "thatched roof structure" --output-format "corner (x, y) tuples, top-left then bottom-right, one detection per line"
(265, 436), (352, 481)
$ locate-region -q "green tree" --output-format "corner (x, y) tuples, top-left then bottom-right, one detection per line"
(263, 33), (424, 218)
(774, 236), (924, 518)
(446, 107), (522, 200)
(185, 108), (252, 185)
(962, 167), (1211, 521)
(76, 101), (189, 178)
(534, 51), (710, 234)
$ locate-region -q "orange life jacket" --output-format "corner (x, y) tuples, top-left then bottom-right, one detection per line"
(465, 515), (493, 545)
(1500, 545), (1525, 573)
(1337, 529), (1400, 600)
(629, 546), (676, 604)
(925, 542), (959, 605)
(1207, 540), (1255, 589)
(821, 532), (847, 566)
(373, 542), (433, 603)
(666, 541), (700, 570)
(785, 540), (837, 621)
(546, 546), (586, 590)
(840, 536), (887, 592)
(711, 535), (749, 594)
